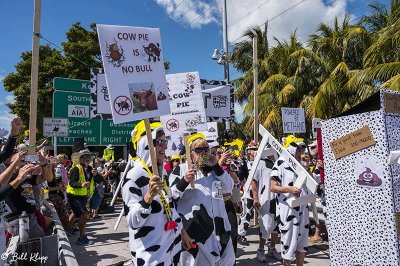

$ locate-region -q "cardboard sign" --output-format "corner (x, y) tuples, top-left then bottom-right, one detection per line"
(90, 68), (112, 119)
(202, 122), (218, 141)
(97, 25), (170, 124)
(160, 72), (207, 136)
(384, 92), (400, 114)
(281, 107), (306, 133)
(330, 126), (376, 159)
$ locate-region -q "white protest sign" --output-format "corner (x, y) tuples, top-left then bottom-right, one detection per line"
(160, 72), (207, 136)
(43, 118), (68, 137)
(90, 68), (112, 119)
(312, 118), (322, 139)
(202, 85), (232, 119)
(165, 135), (184, 157)
(202, 122), (218, 141)
(281, 107), (306, 133)
(244, 125), (318, 209)
(97, 25), (170, 124)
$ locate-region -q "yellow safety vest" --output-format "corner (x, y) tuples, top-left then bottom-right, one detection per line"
(102, 148), (114, 161)
(66, 164), (95, 197)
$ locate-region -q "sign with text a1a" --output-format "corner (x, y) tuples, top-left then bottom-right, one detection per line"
(281, 107), (306, 134)
(43, 118), (68, 137)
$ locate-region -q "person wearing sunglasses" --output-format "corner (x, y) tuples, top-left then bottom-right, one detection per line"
(122, 121), (184, 266)
(169, 133), (235, 266)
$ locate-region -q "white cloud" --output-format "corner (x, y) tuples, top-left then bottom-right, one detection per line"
(154, 0), (220, 29)
(154, 0), (349, 44)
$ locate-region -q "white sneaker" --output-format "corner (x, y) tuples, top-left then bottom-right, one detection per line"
(268, 247), (283, 261)
(257, 248), (267, 263)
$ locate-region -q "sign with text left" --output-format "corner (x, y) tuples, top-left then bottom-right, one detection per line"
(97, 25), (170, 124)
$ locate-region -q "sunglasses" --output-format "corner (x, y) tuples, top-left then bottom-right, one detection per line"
(193, 146), (209, 154)
(155, 139), (168, 146)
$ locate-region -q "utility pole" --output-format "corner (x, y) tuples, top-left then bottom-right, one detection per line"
(222, 0), (230, 130)
(253, 36), (258, 143)
(28, 0), (41, 156)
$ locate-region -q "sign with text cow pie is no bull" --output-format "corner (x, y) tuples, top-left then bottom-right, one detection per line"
(97, 25), (170, 124)
(160, 72), (208, 136)
(281, 107), (306, 133)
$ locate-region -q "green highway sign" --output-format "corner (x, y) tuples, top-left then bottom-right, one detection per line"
(53, 77), (90, 93)
(53, 79), (138, 146)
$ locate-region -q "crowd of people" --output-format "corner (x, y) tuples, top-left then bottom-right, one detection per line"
(121, 120), (326, 266)
(0, 117), (326, 266)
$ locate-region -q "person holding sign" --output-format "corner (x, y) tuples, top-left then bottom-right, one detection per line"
(270, 141), (310, 266)
(122, 121), (184, 266)
(169, 133), (235, 266)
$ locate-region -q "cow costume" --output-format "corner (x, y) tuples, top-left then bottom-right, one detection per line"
(169, 134), (235, 266)
(253, 156), (277, 241)
(122, 121), (182, 266)
(270, 143), (310, 262)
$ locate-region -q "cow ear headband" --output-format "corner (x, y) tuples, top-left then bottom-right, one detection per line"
(131, 120), (163, 150)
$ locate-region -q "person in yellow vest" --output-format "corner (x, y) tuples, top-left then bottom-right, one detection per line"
(102, 144), (115, 161)
(66, 150), (103, 245)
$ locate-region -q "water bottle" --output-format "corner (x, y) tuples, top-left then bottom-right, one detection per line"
(19, 211), (29, 242)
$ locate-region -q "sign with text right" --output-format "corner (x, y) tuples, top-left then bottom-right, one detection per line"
(281, 107), (306, 133)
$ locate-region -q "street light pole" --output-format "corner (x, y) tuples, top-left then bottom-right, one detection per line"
(222, 0), (230, 130)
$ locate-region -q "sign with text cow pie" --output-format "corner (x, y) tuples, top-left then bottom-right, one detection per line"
(160, 72), (208, 136)
(90, 68), (112, 119)
(281, 107), (306, 133)
(97, 25), (170, 124)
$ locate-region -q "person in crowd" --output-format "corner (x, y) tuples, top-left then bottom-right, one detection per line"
(0, 117), (23, 164)
(270, 141), (310, 266)
(103, 144), (115, 161)
(169, 155), (181, 177)
(107, 161), (122, 199)
(66, 150), (103, 245)
(250, 148), (282, 262)
(164, 156), (172, 175)
(122, 121), (186, 265)
(169, 133), (235, 266)
(4, 150), (53, 239)
(308, 140), (326, 243)
(211, 144), (240, 255)
(238, 141), (257, 245)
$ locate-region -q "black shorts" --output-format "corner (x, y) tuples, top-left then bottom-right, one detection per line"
(67, 194), (88, 218)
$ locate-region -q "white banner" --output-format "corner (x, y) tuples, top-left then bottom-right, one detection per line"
(281, 107), (306, 133)
(202, 85), (231, 119)
(202, 122), (218, 141)
(165, 135), (184, 157)
(97, 25), (170, 124)
(90, 68), (112, 119)
(161, 72), (207, 136)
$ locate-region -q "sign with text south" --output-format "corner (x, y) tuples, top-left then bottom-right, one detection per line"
(97, 25), (170, 124)
(160, 72), (208, 136)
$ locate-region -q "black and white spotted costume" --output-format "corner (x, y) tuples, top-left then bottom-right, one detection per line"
(270, 149), (310, 261)
(169, 163), (235, 266)
(122, 128), (182, 266)
(253, 158), (277, 239)
(238, 160), (254, 237)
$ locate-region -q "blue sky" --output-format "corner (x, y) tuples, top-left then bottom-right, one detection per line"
(0, 0), (390, 132)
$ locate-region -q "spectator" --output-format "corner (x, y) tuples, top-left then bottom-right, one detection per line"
(66, 150), (102, 245)
(102, 144), (115, 161)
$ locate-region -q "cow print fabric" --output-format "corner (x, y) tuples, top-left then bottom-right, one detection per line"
(169, 163), (235, 265)
(122, 159), (182, 266)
